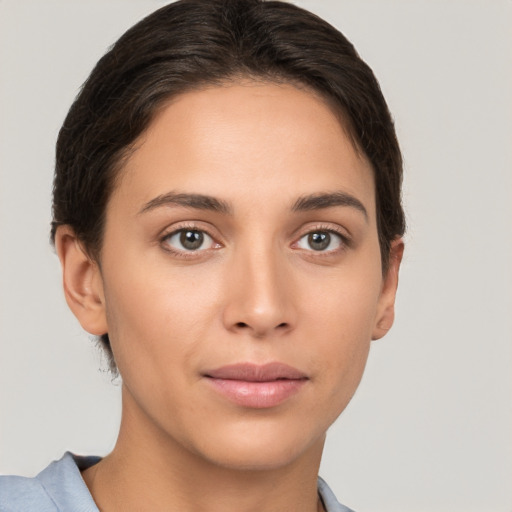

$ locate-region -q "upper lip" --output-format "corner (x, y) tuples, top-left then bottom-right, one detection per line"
(204, 362), (308, 382)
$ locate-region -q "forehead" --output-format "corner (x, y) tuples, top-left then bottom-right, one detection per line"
(111, 81), (376, 219)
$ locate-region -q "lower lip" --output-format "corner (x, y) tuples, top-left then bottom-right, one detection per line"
(205, 378), (307, 408)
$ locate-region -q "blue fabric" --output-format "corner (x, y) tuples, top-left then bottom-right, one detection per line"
(0, 453), (100, 512)
(0, 453), (354, 511)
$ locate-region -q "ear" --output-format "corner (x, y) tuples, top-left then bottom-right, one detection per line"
(372, 238), (404, 340)
(54, 226), (108, 336)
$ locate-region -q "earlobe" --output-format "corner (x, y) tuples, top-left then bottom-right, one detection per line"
(372, 238), (404, 340)
(54, 226), (108, 336)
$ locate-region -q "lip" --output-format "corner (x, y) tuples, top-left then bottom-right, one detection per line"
(203, 362), (308, 409)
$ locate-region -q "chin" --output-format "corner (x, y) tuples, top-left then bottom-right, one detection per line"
(190, 419), (325, 472)
(204, 447), (305, 472)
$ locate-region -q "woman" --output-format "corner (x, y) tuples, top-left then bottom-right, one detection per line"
(0, 0), (404, 510)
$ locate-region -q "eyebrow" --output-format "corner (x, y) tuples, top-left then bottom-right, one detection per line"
(139, 192), (232, 215)
(139, 190), (367, 220)
(292, 191), (368, 220)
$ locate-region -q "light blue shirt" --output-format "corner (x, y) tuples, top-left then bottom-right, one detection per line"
(0, 453), (355, 511)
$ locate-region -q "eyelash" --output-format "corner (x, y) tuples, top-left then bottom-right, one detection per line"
(159, 223), (351, 259)
(294, 224), (351, 255)
(160, 223), (220, 259)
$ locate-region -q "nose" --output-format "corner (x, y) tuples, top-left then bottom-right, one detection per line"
(222, 244), (297, 339)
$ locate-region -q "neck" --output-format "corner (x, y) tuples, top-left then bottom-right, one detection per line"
(82, 385), (326, 512)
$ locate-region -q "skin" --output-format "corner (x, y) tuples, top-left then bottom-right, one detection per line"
(56, 81), (403, 512)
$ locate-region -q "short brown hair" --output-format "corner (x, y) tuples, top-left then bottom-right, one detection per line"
(52, 0), (406, 370)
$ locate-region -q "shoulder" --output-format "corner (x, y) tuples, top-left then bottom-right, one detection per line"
(0, 474), (57, 512)
(318, 476), (357, 512)
(0, 453), (100, 512)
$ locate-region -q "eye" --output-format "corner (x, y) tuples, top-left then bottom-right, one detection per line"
(296, 230), (343, 252)
(164, 229), (216, 252)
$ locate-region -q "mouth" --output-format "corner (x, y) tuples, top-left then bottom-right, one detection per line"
(203, 362), (308, 409)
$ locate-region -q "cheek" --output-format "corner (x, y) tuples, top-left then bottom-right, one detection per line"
(307, 288), (374, 381)
(302, 256), (382, 401)
(305, 258), (382, 344)
(101, 255), (223, 369)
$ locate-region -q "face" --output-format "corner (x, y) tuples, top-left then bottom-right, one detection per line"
(72, 82), (401, 470)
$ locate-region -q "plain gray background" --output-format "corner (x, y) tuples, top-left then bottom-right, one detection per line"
(1, 1), (511, 511)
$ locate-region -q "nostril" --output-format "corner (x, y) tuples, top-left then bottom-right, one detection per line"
(231, 321), (290, 334)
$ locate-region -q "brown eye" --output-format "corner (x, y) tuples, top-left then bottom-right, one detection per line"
(297, 231), (343, 252)
(180, 230), (204, 250)
(308, 232), (330, 251)
(165, 229), (214, 251)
